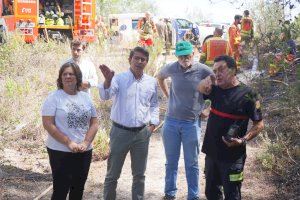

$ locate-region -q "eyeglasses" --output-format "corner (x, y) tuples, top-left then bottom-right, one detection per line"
(132, 56), (147, 62)
(178, 55), (192, 59)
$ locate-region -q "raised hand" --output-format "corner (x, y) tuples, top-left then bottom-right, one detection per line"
(99, 64), (115, 89)
(198, 74), (216, 95)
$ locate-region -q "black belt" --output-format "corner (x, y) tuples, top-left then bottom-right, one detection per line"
(113, 122), (146, 132)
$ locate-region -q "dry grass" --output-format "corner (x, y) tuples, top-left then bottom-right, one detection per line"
(0, 34), (164, 164)
(253, 76), (300, 199)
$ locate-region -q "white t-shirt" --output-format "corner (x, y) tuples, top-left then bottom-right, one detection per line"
(42, 89), (97, 152)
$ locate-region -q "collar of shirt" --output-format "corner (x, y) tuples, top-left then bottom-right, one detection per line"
(128, 69), (145, 82)
(177, 61), (197, 73)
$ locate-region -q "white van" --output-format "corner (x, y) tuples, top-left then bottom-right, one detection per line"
(108, 13), (145, 48)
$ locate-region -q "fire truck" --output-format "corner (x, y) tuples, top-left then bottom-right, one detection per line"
(0, 0), (97, 43)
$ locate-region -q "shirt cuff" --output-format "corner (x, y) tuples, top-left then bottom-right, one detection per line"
(150, 118), (159, 126)
(98, 82), (111, 90)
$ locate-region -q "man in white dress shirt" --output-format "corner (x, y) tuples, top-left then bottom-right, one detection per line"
(65, 39), (98, 94)
(99, 46), (159, 200)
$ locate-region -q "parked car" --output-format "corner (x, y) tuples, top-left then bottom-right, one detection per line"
(197, 22), (230, 45)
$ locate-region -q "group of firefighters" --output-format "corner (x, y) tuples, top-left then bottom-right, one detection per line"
(200, 10), (254, 70)
(133, 10), (298, 74)
(127, 10), (254, 70)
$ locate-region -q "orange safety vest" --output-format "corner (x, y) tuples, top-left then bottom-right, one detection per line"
(241, 17), (253, 37)
(201, 37), (232, 65)
(228, 23), (241, 50)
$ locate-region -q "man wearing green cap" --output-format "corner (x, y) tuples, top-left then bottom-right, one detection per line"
(157, 41), (212, 200)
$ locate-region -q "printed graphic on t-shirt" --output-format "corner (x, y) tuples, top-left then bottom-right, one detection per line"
(66, 103), (89, 132)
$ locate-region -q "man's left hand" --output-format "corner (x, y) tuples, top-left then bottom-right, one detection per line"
(222, 136), (243, 147)
(147, 124), (155, 133)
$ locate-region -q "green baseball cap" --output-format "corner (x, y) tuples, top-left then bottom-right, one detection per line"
(175, 41), (193, 56)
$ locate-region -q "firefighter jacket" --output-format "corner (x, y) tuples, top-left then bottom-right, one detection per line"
(137, 18), (157, 40)
(200, 37), (232, 66)
(228, 23), (241, 50)
(241, 17), (254, 38)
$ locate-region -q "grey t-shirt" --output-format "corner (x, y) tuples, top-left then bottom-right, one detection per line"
(158, 61), (212, 121)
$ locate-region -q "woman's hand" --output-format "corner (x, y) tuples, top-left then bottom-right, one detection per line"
(67, 141), (81, 153)
(78, 141), (90, 152)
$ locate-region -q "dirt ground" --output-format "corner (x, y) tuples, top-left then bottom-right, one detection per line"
(1, 125), (276, 200)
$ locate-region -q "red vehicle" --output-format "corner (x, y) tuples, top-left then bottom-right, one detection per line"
(0, 0), (97, 43)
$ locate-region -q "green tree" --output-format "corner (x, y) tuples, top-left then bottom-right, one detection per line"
(97, 0), (156, 16)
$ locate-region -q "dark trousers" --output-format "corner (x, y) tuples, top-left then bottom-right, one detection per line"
(47, 148), (92, 200)
(103, 125), (151, 200)
(204, 155), (246, 200)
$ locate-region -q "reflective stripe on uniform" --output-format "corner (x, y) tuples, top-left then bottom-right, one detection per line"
(207, 40), (211, 60)
(229, 171), (244, 182)
(205, 60), (214, 65)
(226, 43), (229, 55)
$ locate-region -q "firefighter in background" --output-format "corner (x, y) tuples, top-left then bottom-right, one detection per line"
(229, 15), (242, 69)
(200, 27), (232, 66)
(96, 15), (108, 46)
(2, 0), (14, 15)
(165, 18), (173, 55)
(109, 18), (120, 44)
(241, 10), (254, 56)
(156, 18), (172, 54)
(137, 11), (157, 47)
(156, 18), (165, 39)
(241, 10), (254, 44)
(241, 10), (254, 43)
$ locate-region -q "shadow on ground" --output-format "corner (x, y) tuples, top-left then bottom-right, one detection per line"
(0, 164), (52, 200)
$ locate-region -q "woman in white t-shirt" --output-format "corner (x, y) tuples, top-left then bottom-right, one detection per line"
(42, 62), (98, 200)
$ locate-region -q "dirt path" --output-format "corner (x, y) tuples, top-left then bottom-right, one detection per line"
(37, 124), (275, 200)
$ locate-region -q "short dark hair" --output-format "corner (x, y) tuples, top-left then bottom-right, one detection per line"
(70, 39), (87, 50)
(214, 55), (237, 73)
(234, 15), (242, 21)
(129, 46), (149, 62)
(244, 10), (250, 16)
(57, 62), (82, 90)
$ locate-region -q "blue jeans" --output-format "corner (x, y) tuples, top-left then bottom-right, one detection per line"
(162, 116), (201, 200)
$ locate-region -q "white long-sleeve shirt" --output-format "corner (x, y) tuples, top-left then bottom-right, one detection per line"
(98, 70), (159, 127)
(65, 58), (98, 94)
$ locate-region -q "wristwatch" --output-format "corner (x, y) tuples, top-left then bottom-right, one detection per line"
(241, 138), (247, 146)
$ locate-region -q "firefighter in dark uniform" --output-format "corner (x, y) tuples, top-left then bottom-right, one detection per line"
(197, 55), (264, 200)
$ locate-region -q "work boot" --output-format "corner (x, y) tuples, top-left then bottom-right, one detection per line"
(163, 194), (176, 200)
